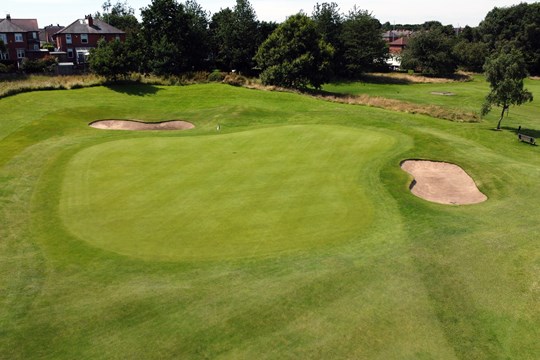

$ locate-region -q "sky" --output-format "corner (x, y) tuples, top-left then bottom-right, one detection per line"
(2, 0), (538, 28)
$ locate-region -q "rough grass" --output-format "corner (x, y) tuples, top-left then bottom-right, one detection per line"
(1, 82), (539, 359)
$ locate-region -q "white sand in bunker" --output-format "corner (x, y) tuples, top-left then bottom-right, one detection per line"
(401, 160), (487, 205)
(89, 120), (195, 131)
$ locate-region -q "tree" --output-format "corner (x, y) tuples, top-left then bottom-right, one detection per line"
(479, 3), (540, 75)
(255, 13), (334, 89)
(209, 0), (259, 73)
(401, 28), (457, 75)
(312, 2), (343, 76)
(481, 48), (533, 130)
(95, 1), (140, 37)
(340, 7), (388, 77)
(184, 0), (210, 70)
(90, 38), (134, 80)
(141, 0), (209, 74)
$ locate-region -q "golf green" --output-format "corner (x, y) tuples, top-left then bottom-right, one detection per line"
(60, 125), (395, 261)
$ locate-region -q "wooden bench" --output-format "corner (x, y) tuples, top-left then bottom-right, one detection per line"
(518, 133), (536, 145)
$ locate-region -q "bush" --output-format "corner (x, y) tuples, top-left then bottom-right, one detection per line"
(20, 56), (58, 74)
(223, 73), (248, 86)
(0, 63), (11, 73)
(207, 70), (225, 82)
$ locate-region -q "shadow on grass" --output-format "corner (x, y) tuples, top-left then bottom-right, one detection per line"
(104, 82), (161, 96)
(502, 126), (540, 138)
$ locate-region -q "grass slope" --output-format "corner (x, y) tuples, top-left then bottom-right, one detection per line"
(0, 81), (538, 359)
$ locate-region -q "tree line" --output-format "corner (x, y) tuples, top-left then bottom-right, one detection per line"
(90, 0), (540, 90)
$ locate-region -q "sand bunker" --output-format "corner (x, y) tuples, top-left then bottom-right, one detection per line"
(90, 120), (195, 131)
(401, 160), (487, 205)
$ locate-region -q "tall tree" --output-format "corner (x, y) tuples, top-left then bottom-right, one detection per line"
(141, 0), (209, 74)
(312, 2), (343, 77)
(89, 38), (134, 80)
(479, 3), (540, 75)
(210, 8), (235, 69)
(401, 28), (457, 76)
(232, 0), (258, 72)
(95, 1), (140, 37)
(481, 48), (533, 130)
(210, 0), (259, 73)
(255, 13), (334, 89)
(184, 0), (210, 70)
(340, 7), (388, 77)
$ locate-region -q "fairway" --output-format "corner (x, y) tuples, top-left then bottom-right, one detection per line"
(1, 82), (539, 359)
(61, 125), (392, 260)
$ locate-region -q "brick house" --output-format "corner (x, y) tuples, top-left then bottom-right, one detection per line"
(53, 15), (125, 64)
(388, 37), (410, 55)
(0, 15), (41, 63)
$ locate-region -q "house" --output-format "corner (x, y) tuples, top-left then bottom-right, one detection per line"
(382, 30), (413, 43)
(388, 37), (409, 55)
(40, 24), (64, 48)
(53, 15), (125, 65)
(0, 15), (41, 63)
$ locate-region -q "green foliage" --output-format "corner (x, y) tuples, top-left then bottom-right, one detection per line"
(481, 48), (533, 129)
(89, 38), (133, 80)
(479, 2), (540, 75)
(207, 70), (225, 82)
(20, 56), (58, 74)
(141, 0), (209, 74)
(453, 39), (489, 72)
(96, 0), (140, 36)
(255, 13), (334, 89)
(209, 0), (260, 73)
(340, 7), (388, 76)
(0, 63), (10, 73)
(401, 28), (457, 76)
(312, 2), (344, 75)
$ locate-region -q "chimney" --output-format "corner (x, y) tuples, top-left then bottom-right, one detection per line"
(85, 14), (93, 27)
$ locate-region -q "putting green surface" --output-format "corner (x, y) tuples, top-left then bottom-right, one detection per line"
(60, 125), (393, 260)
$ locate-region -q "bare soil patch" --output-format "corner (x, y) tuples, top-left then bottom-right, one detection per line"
(401, 160), (487, 205)
(430, 91), (455, 96)
(90, 120), (195, 131)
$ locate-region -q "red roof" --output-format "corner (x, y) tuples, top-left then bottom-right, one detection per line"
(0, 18), (39, 32)
(388, 37), (409, 47)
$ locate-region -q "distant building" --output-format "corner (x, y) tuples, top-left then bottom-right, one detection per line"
(0, 15), (41, 64)
(382, 30), (413, 43)
(40, 25), (64, 48)
(53, 15), (125, 65)
(388, 37), (410, 55)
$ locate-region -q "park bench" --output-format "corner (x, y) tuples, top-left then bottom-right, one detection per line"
(518, 133), (536, 145)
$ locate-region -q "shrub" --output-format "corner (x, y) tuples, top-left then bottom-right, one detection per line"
(0, 63), (10, 74)
(208, 70), (225, 82)
(223, 73), (248, 86)
(20, 56), (58, 74)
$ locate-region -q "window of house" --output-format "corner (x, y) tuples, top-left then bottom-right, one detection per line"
(0, 33), (7, 44)
(0, 51), (8, 60)
(67, 48), (73, 58)
(81, 34), (88, 44)
(66, 34), (72, 44)
(15, 33), (23, 42)
(16, 49), (25, 59)
(32, 32), (37, 39)
(115, 35), (120, 41)
(33, 44), (39, 51)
